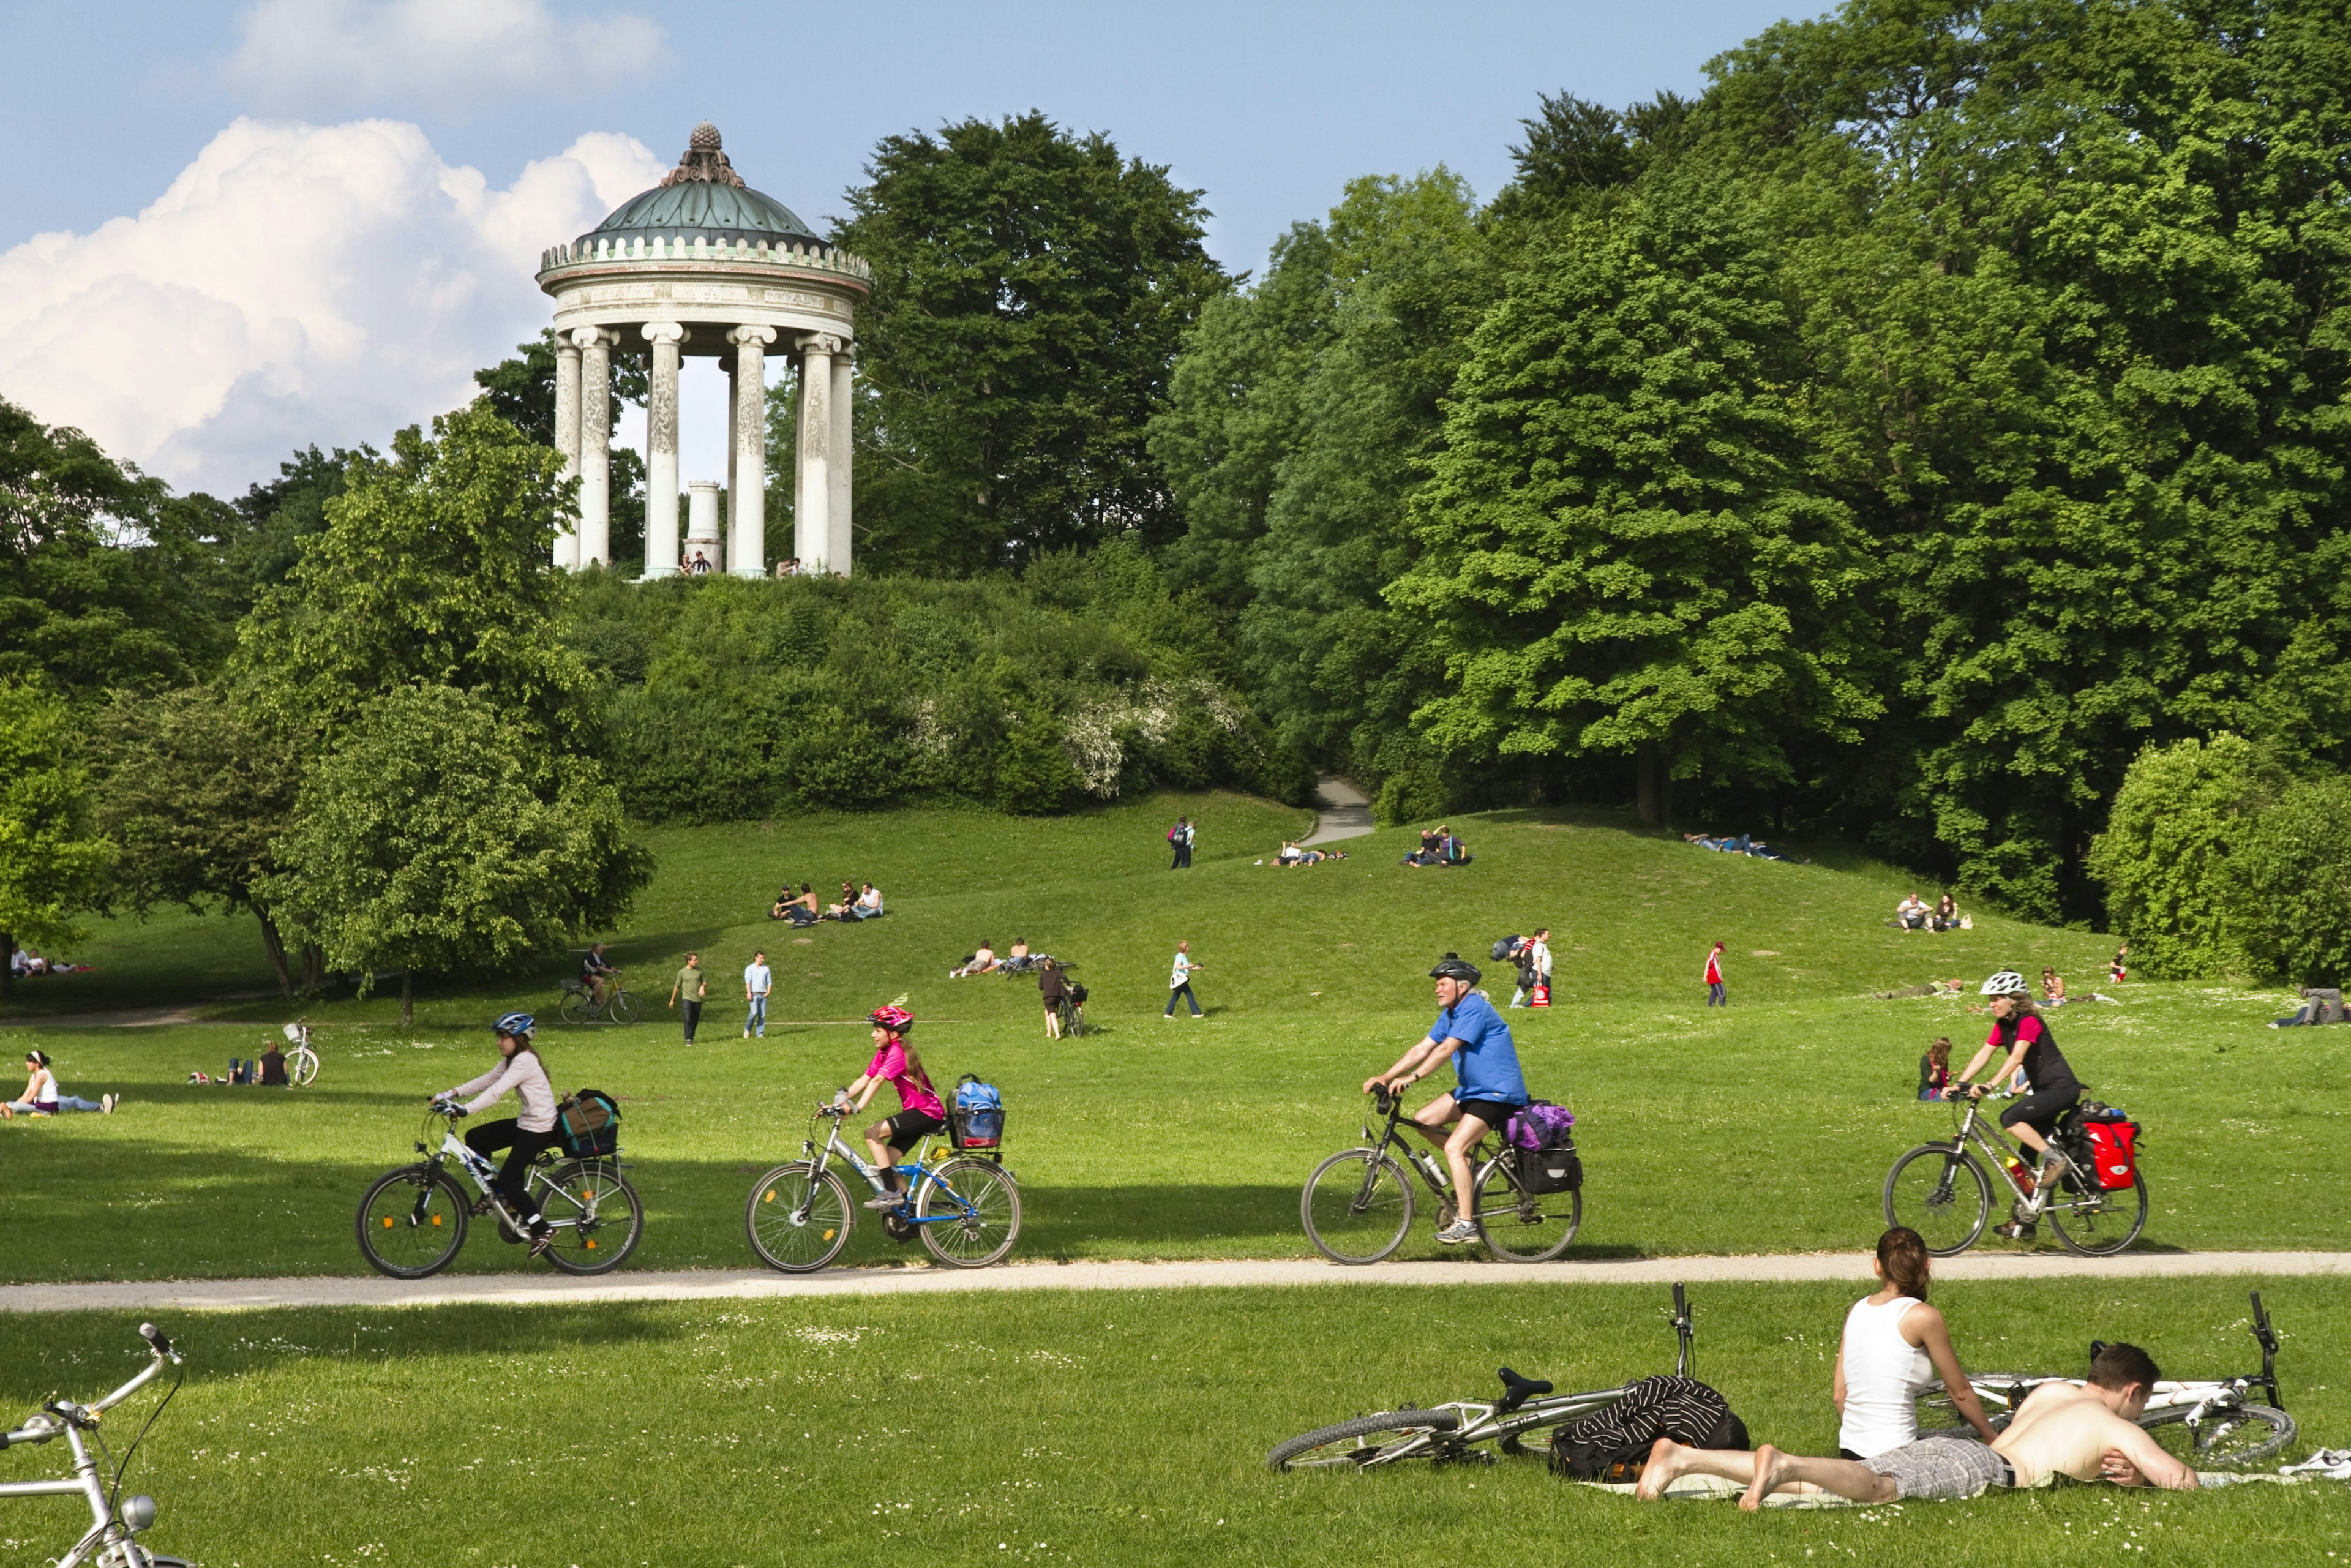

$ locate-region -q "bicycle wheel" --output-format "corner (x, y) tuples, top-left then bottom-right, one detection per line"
(355, 1165), (468, 1278)
(916, 1157), (1022, 1268)
(1301, 1149), (1414, 1265)
(1884, 1143), (1992, 1256)
(1067, 1003), (1085, 1038)
(538, 1160), (643, 1274)
(558, 989), (590, 1025)
(290, 1047), (318, 1087)
(1266, 1409), (1464, 1471)
(607, 989), (640, 1025)
(746, 1162), (853, 1273)
(2142, 1402), (2296, 1468)
(2045, 1169), (2148, 1256)
(1472, 1155), (1580, 1262)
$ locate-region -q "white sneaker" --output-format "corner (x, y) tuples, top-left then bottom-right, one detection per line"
(1435, 1219), (1480, 1246)
(101, 1093), (117, 1114)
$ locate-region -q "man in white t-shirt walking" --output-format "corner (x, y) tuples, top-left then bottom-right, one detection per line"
(743, 950), (773, 1039)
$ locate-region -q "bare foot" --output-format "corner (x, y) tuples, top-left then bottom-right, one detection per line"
(1741, 1444), (1793, 1512)
(1634, 1437), (1687, 1499)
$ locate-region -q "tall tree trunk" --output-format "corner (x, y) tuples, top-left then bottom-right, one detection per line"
(255, 911), (293, 996)
(400, 970), (414, 1031)
(300, 945), (324, 994)
(1635, 742), (1664, 826)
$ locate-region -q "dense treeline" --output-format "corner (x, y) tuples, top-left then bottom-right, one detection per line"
(1157, 0), (2351, 924)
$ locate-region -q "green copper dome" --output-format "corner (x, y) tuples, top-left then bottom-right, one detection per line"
(577, 122), (822, 248)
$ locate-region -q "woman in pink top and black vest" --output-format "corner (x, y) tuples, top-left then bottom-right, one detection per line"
(831, 1004), (948, 1210)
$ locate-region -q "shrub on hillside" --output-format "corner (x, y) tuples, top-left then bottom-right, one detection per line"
(2232, 776), (2351, 986)
(2085, 736), (2275, 980)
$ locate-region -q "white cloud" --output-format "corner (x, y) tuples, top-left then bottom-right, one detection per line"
(227, 0), (667, 113)
(0, 118), (666, 494)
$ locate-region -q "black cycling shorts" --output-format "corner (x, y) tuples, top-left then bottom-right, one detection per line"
(1447, 1097), (1525, 1138)
(2001, 1086), (2081, 1142)
(880, 1109), (947, 1150)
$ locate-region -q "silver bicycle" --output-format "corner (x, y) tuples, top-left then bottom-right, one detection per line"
(0, 1324), (189, 1567)
(282, 1021), (320, 1086)
(745, 1101), (1020, 1272)
(355, 1103), (643, 1278)
(1884, 1092), (2148, 1256)
(1267, 1285), (1695, 1470)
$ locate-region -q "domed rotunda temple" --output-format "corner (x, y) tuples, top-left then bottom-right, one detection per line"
(537, 123), (870, 577)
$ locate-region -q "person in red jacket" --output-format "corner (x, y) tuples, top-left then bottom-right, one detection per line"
(1704, 942), (1728, 1007)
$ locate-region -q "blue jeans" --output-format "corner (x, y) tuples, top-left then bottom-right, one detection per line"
(1165, 981), (1202, 1016)
(746, 994), (768, 1037)
(10, 1095), (100, 1112)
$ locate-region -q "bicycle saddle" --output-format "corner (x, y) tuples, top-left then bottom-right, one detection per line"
(1496, 1367), (1553, 1416)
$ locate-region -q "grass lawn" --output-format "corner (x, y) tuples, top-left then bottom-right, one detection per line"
(2, 1278), (2344, 1567)
(2, 793), (2344, 1281)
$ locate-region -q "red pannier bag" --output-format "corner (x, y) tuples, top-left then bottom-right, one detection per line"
(2083, 1120), (2140, 1190)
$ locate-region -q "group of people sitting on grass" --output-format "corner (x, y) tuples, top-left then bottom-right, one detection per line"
(188, 1043), (291, 1087)
(1403, 826), (1470, 867)
(1271, 839), (1348, 867)
(1683, 832), (1793, 861)
(1893, 892), (1967, 931)
(770, 880), (884, 925)
(9, 945), (89, 976)
(2271, 985), (2349, 1027)
(1633, 1227), (2195, 1507)
(949, 939), (1054, 978)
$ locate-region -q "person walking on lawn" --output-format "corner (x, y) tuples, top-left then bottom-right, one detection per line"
(743, 950), (772, 1038)
(1510, 928), (1553, 1008)
(1168, 816), (1194, 869)
(1164, 940), (1204, 1018)
(1704, 941), (1728, 1007)
(669, 951), (707, 1045)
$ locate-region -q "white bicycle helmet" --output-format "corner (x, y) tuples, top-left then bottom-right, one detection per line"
(1979, 970), (2030, 997)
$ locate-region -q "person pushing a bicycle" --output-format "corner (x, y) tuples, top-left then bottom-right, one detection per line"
(830, 1003), (948, 1211)
(1363, 954), (1531, 1247)
(432, 1012), (560, 1259)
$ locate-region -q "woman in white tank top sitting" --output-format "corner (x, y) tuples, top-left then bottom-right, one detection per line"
(1837, 1226), (2000, 1458)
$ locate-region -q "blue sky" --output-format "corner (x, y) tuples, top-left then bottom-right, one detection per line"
(0, 0), (1811, 496)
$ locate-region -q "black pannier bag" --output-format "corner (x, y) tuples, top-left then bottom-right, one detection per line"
(1547, 1376), (1749, 1482)
(558, 1088), (621, 1158)
(1513, 1142), (1583, 1195)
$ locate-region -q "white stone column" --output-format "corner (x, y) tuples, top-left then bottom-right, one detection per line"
(722, 356), (738, 573)
(828, 345), (853, 577)
(684, 480), (722, 572)
(797, 334), (839, 574)
(572, 326), (615, 567)
(552, 338), (582, 569)
(729, 325), (776, 577)
(640, 323), (684, 579)
(790, 356), (806, 569)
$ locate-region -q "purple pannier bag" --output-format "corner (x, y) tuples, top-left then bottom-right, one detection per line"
(1507, 1101), (1575, 1150)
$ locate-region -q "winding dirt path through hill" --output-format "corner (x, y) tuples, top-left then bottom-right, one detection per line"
(1303, 776), (1374, 846)
(3, 1250), (2342, 1315)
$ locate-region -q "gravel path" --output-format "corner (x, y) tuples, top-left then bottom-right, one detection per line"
(1303, 776), (1373, 847)
(5, 1250), (2342, 1315)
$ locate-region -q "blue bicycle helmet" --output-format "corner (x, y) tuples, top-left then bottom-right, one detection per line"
(494, 1011), (536, 1038)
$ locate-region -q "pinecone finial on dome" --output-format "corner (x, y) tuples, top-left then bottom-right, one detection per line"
(661, 122), (744, 189)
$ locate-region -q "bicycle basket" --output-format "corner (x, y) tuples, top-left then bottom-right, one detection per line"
(950, 1074), (1004, 1151)
(559, 1088), (621, 1158)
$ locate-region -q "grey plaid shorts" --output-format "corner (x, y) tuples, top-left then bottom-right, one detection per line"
(1863, 1435), (2012, 1501)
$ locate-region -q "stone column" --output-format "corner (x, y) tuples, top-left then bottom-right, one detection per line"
(572, 326), (615, 567)
(729, 325), (776, 578)
(723, 356), (738, 572)
(684, 480), (722, 572)
(640, 323), (684, 579)
(790, 356), (805, 568)
(828, 345), (853, 576)
(552, 337), (582, 569)
(797, 334), (839, 574)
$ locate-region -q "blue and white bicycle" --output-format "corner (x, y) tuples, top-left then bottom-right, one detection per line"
(745, 1101), (1020, 1272)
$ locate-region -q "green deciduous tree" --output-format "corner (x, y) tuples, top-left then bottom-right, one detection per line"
(261, 684), (647, 1027)
(838, 112), (1227, 572)
(2085, 735), (2277, 979)
(2233, 775), (2351, 987)
(0, 679), (114, 994)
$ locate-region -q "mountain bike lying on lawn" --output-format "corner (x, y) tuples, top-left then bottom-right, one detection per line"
(356, 1102), (643, 1278)
(745, 1101), (1021, 1272)
(1915, 1289), (2296, 1467)
(1267, 1283), (1697, 1471)
(0, 1323), (189, 1567)
(1301, 1084), (1582, 1264)
(1884, 1092), (2148, 1256)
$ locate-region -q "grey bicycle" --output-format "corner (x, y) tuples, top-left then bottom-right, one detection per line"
(1301, 1085), (1581, 1264)
(746, 1101), (1020, 1272)
(558, 974), (638, 1024)
(1884, 1091), (2148, 1256)
(1268, 1284), (1697, 1470)
(0, 1324), (190, 1566)
(356, 1103), (643, 1278)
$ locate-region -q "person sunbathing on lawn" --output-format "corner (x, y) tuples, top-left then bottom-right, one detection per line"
(1636, 1341), (2194, 1508)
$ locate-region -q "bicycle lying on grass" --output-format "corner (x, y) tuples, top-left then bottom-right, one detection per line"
(746, 1101), (1021, 1272)
(356, 1103), (643, 1278)
(1267, 1284), (1697, 1470)
(1301, 1085), (1581, 1264)
(0, 1324), (188, 1566)
(1916, 1289), (2296, 1467)
(558, 975), (638, 1024)
(1884, 1092), (2147, 1256)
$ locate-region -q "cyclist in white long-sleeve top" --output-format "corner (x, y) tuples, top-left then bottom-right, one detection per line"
(433, 1011), (560, 1258)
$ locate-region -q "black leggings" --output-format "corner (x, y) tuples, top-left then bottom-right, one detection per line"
(2000, 1087), (2081, 1147)
(465, 1119), (564, 1227)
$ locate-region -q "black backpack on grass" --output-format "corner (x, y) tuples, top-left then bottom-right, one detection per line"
(1547, 1376), (1749, 1482)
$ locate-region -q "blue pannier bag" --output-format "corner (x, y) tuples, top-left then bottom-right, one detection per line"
(951, 1074), (1003, 1150)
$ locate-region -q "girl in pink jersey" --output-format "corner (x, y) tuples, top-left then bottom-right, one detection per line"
(831, 1004), (948, 1209)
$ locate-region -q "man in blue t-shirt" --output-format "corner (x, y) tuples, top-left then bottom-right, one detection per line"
(1364, 953), (1531, 1245)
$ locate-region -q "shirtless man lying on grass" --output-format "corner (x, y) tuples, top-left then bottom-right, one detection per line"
(1637, 1342), (2197, 1509)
